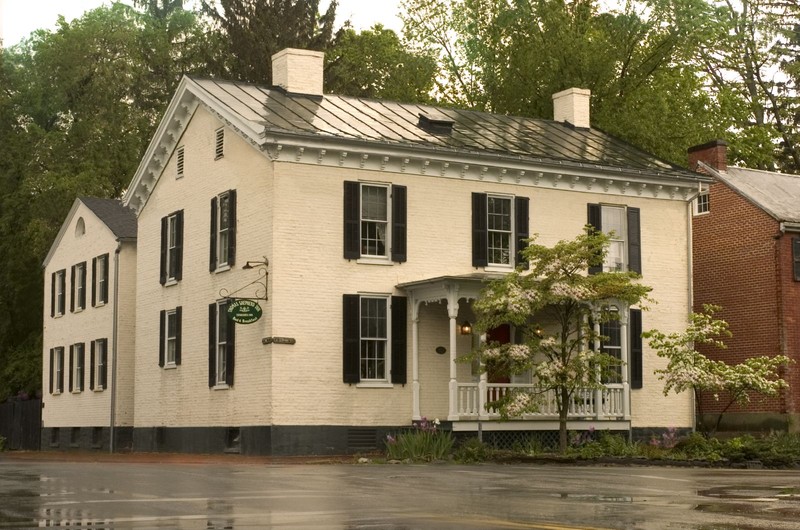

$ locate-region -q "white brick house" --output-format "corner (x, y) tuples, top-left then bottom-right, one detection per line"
(42, 198), (137, 450)
(44, 48), (709, 455)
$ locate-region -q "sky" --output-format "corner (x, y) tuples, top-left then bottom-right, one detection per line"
(0, 0), (404, 47)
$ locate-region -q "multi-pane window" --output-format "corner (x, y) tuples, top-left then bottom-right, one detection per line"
(176, 146), (185, 179)
(487, 196), (512, 265)
(166, 310), (178, 364)
(601, 205), (626, 272)
(210, 190), (236, 271)
(694, 191), (710, 215)
(93, 253), (108, 306)
(360, 297), (388, 380)
(71, 343), (84, 392)
(54, 347), (64, 394)
(159, 210), (185, 284)
(54, 270), (66, 316)
(601, 310), (622, 384)
(216, 301), (229, 385)
(72, 262), (86, 311)
(215, 128), (224, 159)
(94, 339), (107, 391)
(159, 308), (182, 367)
(360, 185), (389, 257)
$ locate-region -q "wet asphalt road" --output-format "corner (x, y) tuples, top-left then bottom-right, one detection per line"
(1, 458), (799, 529)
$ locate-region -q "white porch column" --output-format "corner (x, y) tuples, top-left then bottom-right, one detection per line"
(593, 310), (603, 420)
(412, 298), (421, 421)
(446, 284), (460, 420)
(620, 308), (631, 420)
(478, 333), (488, 419)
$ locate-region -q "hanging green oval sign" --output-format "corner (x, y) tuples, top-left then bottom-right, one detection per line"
(227, 299), (263, 324)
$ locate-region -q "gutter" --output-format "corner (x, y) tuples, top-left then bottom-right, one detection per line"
(110, 241), (122, 453)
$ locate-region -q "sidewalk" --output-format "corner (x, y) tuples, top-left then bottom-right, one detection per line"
(1, 450), (356, 465)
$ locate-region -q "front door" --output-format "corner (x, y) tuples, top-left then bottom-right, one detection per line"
(486, 324), (511, 385)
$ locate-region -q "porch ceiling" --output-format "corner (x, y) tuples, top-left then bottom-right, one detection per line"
(396, 273), (504, 304)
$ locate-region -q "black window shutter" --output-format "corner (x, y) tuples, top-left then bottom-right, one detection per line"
(58, 349), (64, 393)
(70, 266), (75, 312)
(228, 190), (237, 266)
(159, 310), (166, 367)
(160, 216), (168, 284)
(342, 294), (360, 383)
(175, 306), (182, 365)
(50, 273), (55, 317)
(100, 339), (108, 389)
(91, 257), (97, 307)
(391, 185), (407, 263)
(208, 303), (216, 387)
(587, 203), (602, 274)
(69, 345), (74, 393)
(49, 349), (54, 394)
(391, 296), (407, 384)
(209, 197), (218, 271)
(101, 254), (109, 303)
(175, 210), (184, 281)
(793, 238), (800, 281)
(90, 341), (95, 391)
(343, 181), (360, 259)
(79, 262), (87, 308)
(630, 309), (643, 389)
(472, 193), (488, 267)
(226, 302), (235, 386)
(78, 344), (85, 391)
(515, 196), (530, 269)
(627, 207), (641, 274)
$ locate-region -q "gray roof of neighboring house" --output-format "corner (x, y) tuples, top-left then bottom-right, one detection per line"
(189, 77), (701, 180)
(715, 167), (800, 224)
(80, 197), (137, 239)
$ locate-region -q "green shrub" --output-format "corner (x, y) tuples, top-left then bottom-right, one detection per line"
(385, 418), (454, 462)
(454, 437), (493, 463)
(569, 432), (641, 459)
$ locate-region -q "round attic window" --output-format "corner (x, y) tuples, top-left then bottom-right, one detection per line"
(75, 217), (85, 237)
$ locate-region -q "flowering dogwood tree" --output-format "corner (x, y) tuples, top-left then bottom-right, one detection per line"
(472, 228), (651, 452)
(644, 305), (791, 435)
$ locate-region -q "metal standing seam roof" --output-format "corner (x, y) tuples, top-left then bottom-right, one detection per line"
(189, 77), (702, 180)
(80, 197), (138, 239)
(715, 167), (800, 224)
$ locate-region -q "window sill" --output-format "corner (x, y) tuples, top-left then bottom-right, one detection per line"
(213, 384), (230, 391)
(356, 257), (392, 266)
(215, 264), (231, 274)
(164, 279), (178, 287)
(52, 391), (62, 396)
(54, 313), (64, 319)
(71, 390), (82, 395)
(74, 307), (85, 313)
(93, 387), (104, 393)
(484, 265), (513, 273)
(356, 381), (393, 389)
(95, 302), (106, 308)
(164, 363), (177, 370)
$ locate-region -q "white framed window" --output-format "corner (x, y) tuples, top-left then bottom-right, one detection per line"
(694, 191), (710, 215)
(73, 262), (86, 311)
(166, 213), (180, 281)
(601, 205), (626, 272)
(93, 253), (108, 306)
(215, 128), (224, 159)
(94, 339), (107, 391)
(216, 300), (229, 386)
(600, 309), (623, 384)
(360, 184), (389, 258)
(54, 269), (66, 316)
(54, 347), (64, 394)
(210, 190), (236, 271)
(176, 146), (185, 179)
(487, 195), (513, 266)
(166, 309), (178, 365)
(360, 296), (390, 381)
(71, 343), (84, 393)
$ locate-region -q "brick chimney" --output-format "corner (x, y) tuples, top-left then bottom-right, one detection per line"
(552, 88), (591, 129)
(688, 139), (727, 173)
(271, 48), (324, 96)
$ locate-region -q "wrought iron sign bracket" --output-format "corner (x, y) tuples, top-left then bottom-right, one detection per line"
(219, 257), (269, 301)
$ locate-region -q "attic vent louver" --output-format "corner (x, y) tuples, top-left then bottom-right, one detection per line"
(418, 112), (454, 135)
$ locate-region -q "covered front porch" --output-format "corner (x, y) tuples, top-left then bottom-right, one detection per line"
(398, 274), (632, 431)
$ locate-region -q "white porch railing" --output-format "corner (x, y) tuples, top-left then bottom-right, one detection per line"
(456, 383), (625, 420)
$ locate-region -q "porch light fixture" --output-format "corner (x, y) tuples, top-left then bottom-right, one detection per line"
(534, 324), (544, 338)
(460, 321), (472, 335)
(242, 257), (268, 270)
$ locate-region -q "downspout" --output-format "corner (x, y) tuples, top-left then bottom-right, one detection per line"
(110, 241), (122, 453)
(687, 198), (696, 433)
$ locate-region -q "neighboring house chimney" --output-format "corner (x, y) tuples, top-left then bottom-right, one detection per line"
(552, 88), (591, 129)
(271, 48), (324, 96)
(688, 139), (727, 173)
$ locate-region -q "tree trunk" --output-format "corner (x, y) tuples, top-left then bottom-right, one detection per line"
(559, 387), (569, 453)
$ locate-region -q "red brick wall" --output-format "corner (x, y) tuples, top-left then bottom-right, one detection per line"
(692, 180), (790, 415)
(777, 235), (800, 416)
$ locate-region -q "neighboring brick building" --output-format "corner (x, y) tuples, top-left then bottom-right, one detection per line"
(690, 140), (800, 432)
(42, 48), (709, 455)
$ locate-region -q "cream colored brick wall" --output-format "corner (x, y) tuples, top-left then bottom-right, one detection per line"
(42, 204), (136, 428)
(269, 164), (693, 428)
(133, 106), (274, 428)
